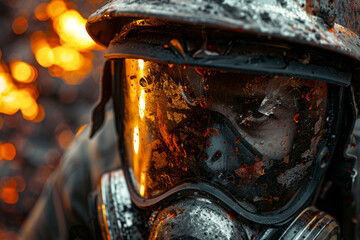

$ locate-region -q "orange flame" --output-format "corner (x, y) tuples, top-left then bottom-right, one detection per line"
(55, 10), (96, 51)
(293, 113), (300, 123)
(0, 0), (102, 166)
(0, 176), (25, 205)
(31, 0), (99, 84)
(12, 17), (28, 35)
(0, 63), (41, 120)
(0, 143), (16, 161)
(10, 61), (38, 83)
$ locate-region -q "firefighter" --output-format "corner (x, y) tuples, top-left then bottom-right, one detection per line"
(22, 0), (360, 239)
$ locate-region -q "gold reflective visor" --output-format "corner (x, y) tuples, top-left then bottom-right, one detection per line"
(120, 59), (328, 214)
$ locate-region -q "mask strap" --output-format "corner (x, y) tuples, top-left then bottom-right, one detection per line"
(90, 61), (112, 138)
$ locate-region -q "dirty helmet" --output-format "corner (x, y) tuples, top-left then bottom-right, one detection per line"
(87, 0), (360, 239)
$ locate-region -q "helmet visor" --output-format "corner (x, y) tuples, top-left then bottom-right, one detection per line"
(120, 59), (328, 214)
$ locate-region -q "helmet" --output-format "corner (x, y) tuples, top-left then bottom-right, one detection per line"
(87, 0), (360, 59)
(87, 1), (360, 239)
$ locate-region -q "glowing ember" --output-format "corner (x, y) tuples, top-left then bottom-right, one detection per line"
(0, 177), (25, 205)
(35, 46), (55, 68)
(21, 103), (39, 120)
(31, 104), (45, 122)
(1, 143), (16, 161)
(57, 129), (74, 149)
(1, 187), (18, 204)
(52, 46), (84, 71)
(46, 0), (67, 18)
(12, 17), (28, 35)
(0, 0), (105, 236)
(76, 124), (88, 137)
(31, 2), (100, 84)
(34, 3), (49, 21)
(55, 10), (96, 51)
(10, 61), (38, 83)
(0, 75), (10, 94)
(0, 66), (40, 119)
(293, 113), (300, 123)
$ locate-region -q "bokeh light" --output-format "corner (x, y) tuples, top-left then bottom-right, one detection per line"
(57, 129), (74, 149)
(34, 3), (49, 21)
(10, 61), (37, 83)
(55, 10), (96, 51)
(0, 66), (40, 118)
(1, 143), (16, 161)
(46, 0), (67, 18)
(53, 46), (84, 71)
(0, 0), (105, 237)
(1, 186), (18, 204)
(30, 0), (100, 85)
(12, 17), (28, 35)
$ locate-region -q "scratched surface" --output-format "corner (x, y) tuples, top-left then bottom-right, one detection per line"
(87, 0), (360, 62)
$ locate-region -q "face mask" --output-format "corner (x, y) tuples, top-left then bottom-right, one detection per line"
(95, 58), (343, 239)
(96, 168), (340, 240)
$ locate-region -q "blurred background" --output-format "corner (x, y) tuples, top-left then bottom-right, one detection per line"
(0, 1), (359, 240)
(0, 0), (106, 238)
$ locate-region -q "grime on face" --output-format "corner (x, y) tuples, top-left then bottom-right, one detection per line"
(120, 59), (328, 213)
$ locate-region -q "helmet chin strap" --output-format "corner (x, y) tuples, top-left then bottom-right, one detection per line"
(94, 169), (340, 240)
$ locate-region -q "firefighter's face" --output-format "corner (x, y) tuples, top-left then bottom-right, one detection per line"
(106, 57), (347, 239)
(119, 59), (327, 213)
(206, 71), (298, 160)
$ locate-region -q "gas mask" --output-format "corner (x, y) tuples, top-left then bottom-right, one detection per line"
(85, 0), (360, 237)
(93, 53), (348, 239)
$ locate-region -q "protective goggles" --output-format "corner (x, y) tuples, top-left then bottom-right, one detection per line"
(90, 24), (354, 225)
(106, 58), (345, 225)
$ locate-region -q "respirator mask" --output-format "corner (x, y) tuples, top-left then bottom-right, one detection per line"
(95, 57), (344, 239)
(91, 24), (353, 239)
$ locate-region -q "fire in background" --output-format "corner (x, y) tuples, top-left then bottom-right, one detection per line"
(0, 0), (105, 238)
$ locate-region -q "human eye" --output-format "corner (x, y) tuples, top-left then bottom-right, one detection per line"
(236, 96), (280, 127)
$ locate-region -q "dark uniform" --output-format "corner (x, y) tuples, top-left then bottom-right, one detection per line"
(21, 113), (119, 240)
